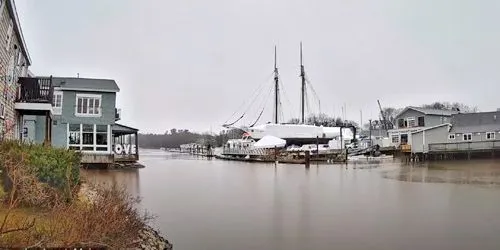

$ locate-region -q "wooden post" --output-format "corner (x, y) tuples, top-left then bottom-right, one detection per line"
(305, 150), (310, 168)
(135, 132), (139, 161)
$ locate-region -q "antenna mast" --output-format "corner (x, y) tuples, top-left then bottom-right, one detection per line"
(300, 42), (306, 124)
(274, 46), (279, 124)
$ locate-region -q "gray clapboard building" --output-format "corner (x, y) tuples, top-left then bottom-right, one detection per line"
(388, 106), (458, 148)
(411, 111), (500, 155)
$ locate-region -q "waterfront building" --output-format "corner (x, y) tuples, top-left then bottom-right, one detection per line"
(387, 106), (458, 151)
(17, 76), (139, 165)
(411, 111), (500, 154)
(0, 0), (31, 140)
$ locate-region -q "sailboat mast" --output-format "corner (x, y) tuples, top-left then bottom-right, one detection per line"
(274, 46), (279, 124)
(300, 42), (306, 124)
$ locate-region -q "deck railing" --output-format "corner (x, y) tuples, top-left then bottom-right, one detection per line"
(222, 148), (270, 156)
(16, 77), (53, 104)
(429, 140), (500, 152)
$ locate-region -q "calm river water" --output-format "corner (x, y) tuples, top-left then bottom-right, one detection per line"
(83, 149), (500, 250)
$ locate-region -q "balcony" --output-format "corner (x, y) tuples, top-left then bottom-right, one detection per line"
(15, 76), (54, 115)
(115, 108), (121, 121)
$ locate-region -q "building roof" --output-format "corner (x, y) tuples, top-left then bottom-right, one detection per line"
(7, 0), (31, 65)
(396, 106), (458, 118)
(51, 77), (120, 93)
(411, 123), (451, 134)
(112, 123), (139, 136)
(450, 111), (500, 133)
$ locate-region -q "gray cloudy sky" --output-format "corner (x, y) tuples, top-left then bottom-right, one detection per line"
(15, 0), (500, 133)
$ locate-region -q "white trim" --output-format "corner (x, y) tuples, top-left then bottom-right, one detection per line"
(448, 134), (455, 140)
(67, 123), (111, 152)
(75, 94), (102, 117)
(410, 123), (452, 135)
(66, 123), (69, 149)
(486, 132), (495, 140)
(463, 133), (472, 141)
(61, 87), (118, 93)
(5, 18), (12, 50)
(76, 93), (101, 98)
(14, 102), (52, 112)
(53, 91), (63, 115)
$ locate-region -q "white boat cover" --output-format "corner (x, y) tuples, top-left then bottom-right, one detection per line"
(253, 135), (286, 148)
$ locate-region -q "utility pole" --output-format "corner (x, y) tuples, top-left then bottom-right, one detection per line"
(300, 42), (306, 124)
(274, 46), (279, 124)
(360, 110), (363, 130)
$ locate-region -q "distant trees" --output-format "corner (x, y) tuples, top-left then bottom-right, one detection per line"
(286, 114), (358, 127)
(420, 102), (478, 113)
(139, 128), (245, 149)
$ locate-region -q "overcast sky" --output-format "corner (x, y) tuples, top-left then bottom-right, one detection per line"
(15, 0), (500, 133)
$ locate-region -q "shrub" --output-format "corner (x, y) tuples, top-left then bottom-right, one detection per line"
(0, 141), (81, 204)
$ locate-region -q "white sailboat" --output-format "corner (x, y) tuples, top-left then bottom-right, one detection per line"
(224, 43), (354, 146)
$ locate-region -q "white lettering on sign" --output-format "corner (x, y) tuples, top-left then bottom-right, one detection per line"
(114, 144), (136, 155)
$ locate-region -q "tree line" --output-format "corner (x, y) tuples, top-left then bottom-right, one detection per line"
(138, 128), (244, 149)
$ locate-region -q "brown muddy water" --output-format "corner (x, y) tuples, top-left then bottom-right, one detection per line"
(82, 150), (500, 250)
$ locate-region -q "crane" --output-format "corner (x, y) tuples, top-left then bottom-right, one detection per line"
(377, 100), (393, 130)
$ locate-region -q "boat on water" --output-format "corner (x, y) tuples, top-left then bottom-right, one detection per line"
(224, 44), (356, 147)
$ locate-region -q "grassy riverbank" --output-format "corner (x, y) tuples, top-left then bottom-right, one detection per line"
(0, 141), (165, 248)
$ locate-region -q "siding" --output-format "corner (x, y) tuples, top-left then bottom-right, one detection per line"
(51, 121), (67, 148)
(411, 125), (449, 153)
(396, 109), (450, 129)
(0, 1), (29, 140)
(52, 90), (116, 148)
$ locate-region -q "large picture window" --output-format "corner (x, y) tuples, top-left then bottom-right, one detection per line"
(68, 124), (109, 152)
(76, 94), (101, 116)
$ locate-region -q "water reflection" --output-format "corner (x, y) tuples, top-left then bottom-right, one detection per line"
(83, 150), (500, 250)
(383, 160), (500, 187)
(82, 169), (141, 197)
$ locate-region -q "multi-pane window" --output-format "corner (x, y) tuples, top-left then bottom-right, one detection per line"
(486, 132), (495, 140)
(407, 117), (416, 128)
(76, 94), (101, 116)
(391, 135), (399, 143)
(448, 134), (455, 140)
(463, 133), (472, 141)
(53, 91), (63, 115)
(68, 124), (109, 152)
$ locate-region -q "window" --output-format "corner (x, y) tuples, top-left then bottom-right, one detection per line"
(486, 132), (495, 140)
(6, 54), (14, 85)
(391, 135), (399, 143)
(418, 116), (425, 127)
(398, 119), (404, 128)
(0, 102), (4, 119)
(68, 124), (109, 152)
(75, 94), (101, 116)
(407, 117), (416, 128)
(448, 134), (455, 140)
(463, 133), (472, 141)
(53, 91), (63, 115)
(5, 19), (12, 50)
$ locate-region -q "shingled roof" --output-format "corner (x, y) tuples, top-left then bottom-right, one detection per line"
(396, 106), (459, 118)
(450, 111), (500, 133)
(51, 77), (120, 93)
